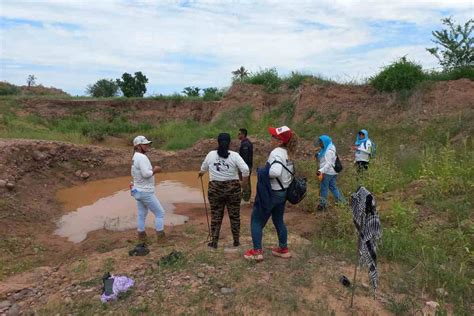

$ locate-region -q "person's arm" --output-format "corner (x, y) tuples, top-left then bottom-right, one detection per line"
(235, 153), (250, 177)
(269, 156), (284, 178)
(199, 152), (211, 177)
(138, 155), (154, 178)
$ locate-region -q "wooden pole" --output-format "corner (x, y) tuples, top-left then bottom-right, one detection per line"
(350, 237), (360, 308)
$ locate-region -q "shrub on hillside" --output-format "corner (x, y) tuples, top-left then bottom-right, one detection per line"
(425, 66), (474, 81)
(0, 82), (20, 96)
(370, 57), (425, 92)
(86, 79), (119, 97)
(243, 68), (281, 92)
(202, 87), (223, 101)
(283, 71), (334, 89)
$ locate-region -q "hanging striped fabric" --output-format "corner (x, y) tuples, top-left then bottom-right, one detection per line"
(350, 186), (382, 296)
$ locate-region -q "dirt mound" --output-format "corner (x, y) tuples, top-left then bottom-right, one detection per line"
(14, 79), (473, 128)
(20, 85), (69, 96)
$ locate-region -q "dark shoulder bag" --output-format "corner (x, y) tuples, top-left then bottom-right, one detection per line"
(334, 155), (343, 173)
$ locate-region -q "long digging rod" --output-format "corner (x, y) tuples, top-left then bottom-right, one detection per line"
(350, 237), (360, 308)
(199, 176), (212, 241)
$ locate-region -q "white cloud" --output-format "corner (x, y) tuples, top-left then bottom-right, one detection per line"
(0, 0), (472, 94)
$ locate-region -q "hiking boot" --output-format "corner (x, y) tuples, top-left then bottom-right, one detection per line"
(271, 247), (292, 259)
(244, 249), (264, 262)
(137, 231), (147, 243)
(316, 204), (327, 212)
(156, 230), (165, 242)
(208, 241), (218, 249)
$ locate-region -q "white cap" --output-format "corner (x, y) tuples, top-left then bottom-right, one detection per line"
(133, 135), (152, 146)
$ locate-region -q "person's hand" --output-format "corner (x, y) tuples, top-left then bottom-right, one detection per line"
(198, 171), (205, 178)
(316, 171), (323, 182)
(153, 166), (162, 174)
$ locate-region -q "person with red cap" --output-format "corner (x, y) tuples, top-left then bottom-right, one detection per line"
(244, 125), (298, 262)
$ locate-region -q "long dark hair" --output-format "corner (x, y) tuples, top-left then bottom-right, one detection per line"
(217, 133), (231, 158)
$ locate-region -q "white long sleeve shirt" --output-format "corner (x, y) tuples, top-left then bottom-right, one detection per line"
(131, 152), (155, 192)
(318, 144), (337, 175)
(268, 147), (294, 190)
(201, 150), (249, 181)
(354, 139), (372, 162)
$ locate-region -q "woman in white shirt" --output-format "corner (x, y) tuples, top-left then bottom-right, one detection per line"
(199, 133), (249, 249)
(315, 135), (345, 211)
(244, 126), (298, 262)
(130, 136), (166, 244)
(352, 129), (372, 173)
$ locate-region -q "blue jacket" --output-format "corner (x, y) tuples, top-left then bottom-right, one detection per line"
(253, 162), (274, 218)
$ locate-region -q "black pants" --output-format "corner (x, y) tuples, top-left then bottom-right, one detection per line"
(355, 161), (369, 173)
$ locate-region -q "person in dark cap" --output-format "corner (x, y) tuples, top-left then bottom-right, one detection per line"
(199, 133), (250, 249)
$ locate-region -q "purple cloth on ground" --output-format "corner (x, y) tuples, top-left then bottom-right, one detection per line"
(100, 275), (134, 303)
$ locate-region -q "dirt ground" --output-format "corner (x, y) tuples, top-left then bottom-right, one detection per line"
(2, 79), (473, 314)
(0, 138), (396, 315)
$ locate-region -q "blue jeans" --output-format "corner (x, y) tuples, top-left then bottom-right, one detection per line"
(132, 190), (165, 232)
(251, 190), (288, 250)
(319, 174), (345, 206)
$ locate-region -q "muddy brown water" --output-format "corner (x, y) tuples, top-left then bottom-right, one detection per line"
(55, 171), (257, 243)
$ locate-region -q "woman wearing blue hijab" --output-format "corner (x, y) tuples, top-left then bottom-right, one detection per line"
(352, 129), (372, 173)
(315, 135), (345, 211)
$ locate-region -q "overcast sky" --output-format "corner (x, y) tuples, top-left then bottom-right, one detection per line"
(0, 0), (472, 96)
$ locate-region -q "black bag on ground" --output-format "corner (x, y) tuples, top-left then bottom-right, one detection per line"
(272, 161), (307, 204)
(334, 155), (343, 173)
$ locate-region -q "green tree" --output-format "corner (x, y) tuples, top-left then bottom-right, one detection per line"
(116, 72), (148, 97)
(27, 75), (36, 87)
(86, 79), (119, 97)
(182, 86), (200, 97)
(232, 66), (249, 82)
(427, 17), (474, 70)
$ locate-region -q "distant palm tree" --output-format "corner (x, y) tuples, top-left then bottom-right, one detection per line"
(232, 66), (250, 82)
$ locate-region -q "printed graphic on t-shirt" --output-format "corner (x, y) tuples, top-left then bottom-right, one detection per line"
(213, 159), (230, 172)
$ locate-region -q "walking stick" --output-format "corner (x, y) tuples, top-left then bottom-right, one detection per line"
(350, 237), (360, 308)
(199, 176), (212, 241)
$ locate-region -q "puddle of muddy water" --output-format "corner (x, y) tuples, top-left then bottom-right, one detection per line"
(55, 172), (257, 243)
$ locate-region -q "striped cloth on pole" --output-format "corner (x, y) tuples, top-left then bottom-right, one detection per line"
(350, 186), (382, 295)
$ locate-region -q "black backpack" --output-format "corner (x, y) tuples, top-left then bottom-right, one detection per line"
(334, 155), (343, 173)
(272, 161), (307, 204)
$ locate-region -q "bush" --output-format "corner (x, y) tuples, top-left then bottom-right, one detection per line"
(425, 66), (474, 81)
(243, 68), (282, 92)
(86, 79), (119, 97)
(370, 57), (425, 92)
(0, 82), (20, 96)
(202, 87), (223, 101)
(283, 72), (334, 89)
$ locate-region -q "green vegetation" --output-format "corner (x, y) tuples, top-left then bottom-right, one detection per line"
(0, 82), (20, 96)
(116, 71), (148, 97)
(427, 17), (473, 70)
(369, 57), (425, 92)
(86, 78), (119, 97)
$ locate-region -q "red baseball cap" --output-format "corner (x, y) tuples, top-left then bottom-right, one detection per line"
(268, 126), (292, 144)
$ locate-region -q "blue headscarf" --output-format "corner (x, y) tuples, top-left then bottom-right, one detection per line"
(317, 135), (332, 159)
(355, 129), (368, 146)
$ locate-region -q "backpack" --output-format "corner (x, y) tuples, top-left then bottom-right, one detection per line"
(272, 161), (307, 204)
(334, 155), (343, 173)
(363, 139), (377, 158)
